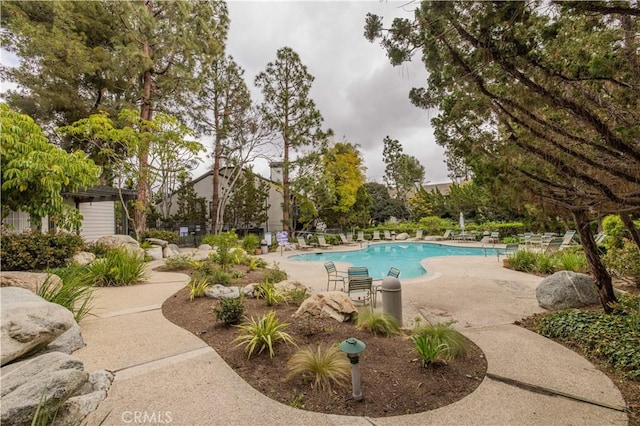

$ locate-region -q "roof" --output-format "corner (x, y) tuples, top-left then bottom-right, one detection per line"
(422, 182), (454, 196)
(63, 185), (137, 202)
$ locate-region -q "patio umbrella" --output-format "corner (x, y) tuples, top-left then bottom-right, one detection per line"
(459, 212), (465, 233)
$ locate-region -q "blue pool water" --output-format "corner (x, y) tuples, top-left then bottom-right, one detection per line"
(291, 242), (497, 279)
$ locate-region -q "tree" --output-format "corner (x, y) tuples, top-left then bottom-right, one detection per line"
(1, 104), (100, 230)
(255, 47), (330, 232)
(363, 182), (407, 224)
(174, 173), (207, 226)
(193, 55), (252, 234)
(365, 1), (640, 311)
(382, 136), (425, 204)
(224, 168), (270, 234)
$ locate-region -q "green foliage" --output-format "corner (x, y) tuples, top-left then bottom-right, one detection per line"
(241, 234), (261, 251)
(411, 334), (449, 367)
(207, 231), (239, 270)
(286, 344), (351, 392)
(412, 322), (469, 361)
(187, 278), (209, 301)
(0, 104), (100, 230)
(0, 231), (84, 271)
(141, 230), (178, 245)
(163, 254), (197, 270)
(224, 169), (271, 232)
(554, 250), (588, 273)
(39, 268), (94, 322)
(263, 265), (287, 283)
(193, 264), (231, 286)
(233, 310), (296, 359)
(602, 215), (627, 250)
(287, 287), (310, 305)
(355, 308), (401, 337)
(85, 248), (146, 287)
(254, 281), (289, 306)
(508, 249), (542, 273)
(538, 295), (640, 378)
(533, 254), (556, 275)
(213, 297), (246, 326)
(418, 216), (453, 234)
(602, 240), (640, 286)
(83, 241), (111, 258)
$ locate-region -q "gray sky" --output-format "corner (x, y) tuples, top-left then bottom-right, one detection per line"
(222, 0), (449, 184)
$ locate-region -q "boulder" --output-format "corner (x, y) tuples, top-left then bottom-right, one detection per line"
(198, 244), (213, 251)
(536, 271), (600, 310)
(204, 284), (241, 300)
(396, 232), (410, 241)
(95, 235), (144, 257)
(242, 283), (256, 298)
(43, 322), (85, 355)
(1, 287), (75, 366)
(1, 352), (84, 397)
(145, 246), (163, 261)
(145, 238), (168, 248)
(293, 291), (357, 322)
(274, 280), (308, 293)
(72, 252), (95, 266)
(423, 235), (443, 241)
(0, 272), (62, 294)
(163, 245), (181, 258)
(57, 370), (114, 422)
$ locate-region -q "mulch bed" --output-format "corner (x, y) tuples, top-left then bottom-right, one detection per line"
(160, 265), (487, 417)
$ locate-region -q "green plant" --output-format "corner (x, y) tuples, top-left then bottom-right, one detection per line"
(230, 269), (245, 280)
(263, 265), (287, 283)
(213, 297), (245, 325)
(83, 241), (111, 258)
(207, 231), (239, 270)
(85, 247), (146, 287)
(246, 257), (261, 271)
(507, 249), (539, 272)
(603, 240), (640, 286)
(286, 344), (351, 392)
(255, 280), (289, 306)
(163, 254), (196, 270)
(40, 268), (94, 322)
(413, 322), (468, 361)
(533, 253), (556, 274)
(233, 310), (296, 359)
(411, 333), (449, 367)
(187, 278), (210, 301)
(554, 250), (588, 273)
(140, 241), (153, 249)
(289, 391), (305, 409)
(0, 231), (84, 271)
(354, 307), (401, 337)
(602, 214), (626, 249)
(192, 263), (231, 286)
(538, 295), (640, 378)
(241, 234), (261, 252)
(287, 287), (310, 305)
(141, 229), (179, 244)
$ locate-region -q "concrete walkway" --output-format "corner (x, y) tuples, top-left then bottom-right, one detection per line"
(77, 244), (628, 425)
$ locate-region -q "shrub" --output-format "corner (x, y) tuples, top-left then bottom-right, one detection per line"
(0, 231), (84, 271)
(355, 308), (401, 337)
(538, 295), (640, 378)
(164, 254), (196, 270)
(554, 250), (588, 273)
(411, 334), (448, 367)
(241, 234), (261, 252)
(263, 265), (287, 283)
(508, 249), (539, 272)
(141, 229), (178, 244)
(207, 231), (239, 270)
(193, 263), (231, 286)
(83, 241), (111, 258)
(85, 248), (146, 286)
(255, 280), (289, 306)
(213, 297), (245, 325)
(233, 310), (296, 359)
(40, 268), (94, 322)
(602, 214), (626, 249)
(533, 253), (556, 275)
(603, 240), (640, 286)
(418, 216), (452, 234)
(412, 322), (468, 361)
(288, 287), (310, 305)
(187, 278), (210, 301)
(286, 344), (351, 392)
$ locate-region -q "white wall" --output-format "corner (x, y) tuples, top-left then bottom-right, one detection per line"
(79, 201), (115, 242)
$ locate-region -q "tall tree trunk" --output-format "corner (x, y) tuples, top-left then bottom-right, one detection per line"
(282, 129), (290, 233)
(211, 138), (221, 234)
(572, 209), (617, 313)
(620, 213), (640, 250)
(136, 65), (153, 241)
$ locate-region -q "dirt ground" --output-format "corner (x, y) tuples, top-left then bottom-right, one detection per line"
(161, 266), (487, 418)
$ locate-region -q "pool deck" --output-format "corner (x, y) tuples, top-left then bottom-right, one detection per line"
(77, 240), (628, 425)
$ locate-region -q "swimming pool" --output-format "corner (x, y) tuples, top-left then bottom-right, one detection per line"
(290, 242), (497, 279)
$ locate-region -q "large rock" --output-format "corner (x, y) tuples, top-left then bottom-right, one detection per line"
(95, 235), (144, 257)
(0, 272), (62, 294)
(0, 357), (89, 426)
(145, 238), (168, 248)
(43, 322), (85, 355)
(396, 232), (410, 241)
(198, 244), (213, 251)
(274, 280), (308, 293)
(1, 287), (75, 366)
(145, 246), (163, 261)
(72, 251), (96, 266)
(163, 245), (181, 258)
(204, 284), (240, 300)
(1, 352), (84, 397)
(293, 291), (357, 322)
(536, 271), (599, 310)
(57, 370), (114, 422)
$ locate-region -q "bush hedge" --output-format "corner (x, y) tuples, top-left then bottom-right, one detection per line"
(141, 229), (179, 244)
(0, 231), (84, 271)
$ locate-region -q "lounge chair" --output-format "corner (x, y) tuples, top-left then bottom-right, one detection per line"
(489, 232), (499, 243)
(339, 233), (357, 245)
(372, 230), (381, 241)
(324, 261), (347, 291)
(560, 230), (578, 248)
(496, 243), (519, 260)
(525, 234), (543, 249)
(317, 235), (332, 249)
(346, 266), (373, 305)
(410, 230), (423, 241)
(442, 229), (452, 240)
(544, 237), (564, 255)
(383, 230), (392, 240)
(594, 233), (607, 245)
(296, 237), (313, 250)
(356, 231), (366, 242)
